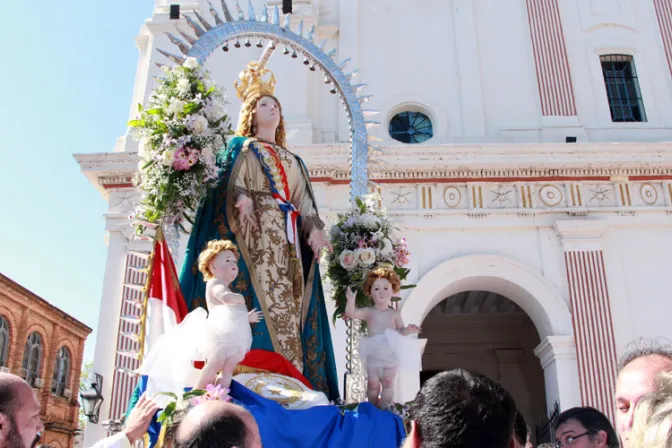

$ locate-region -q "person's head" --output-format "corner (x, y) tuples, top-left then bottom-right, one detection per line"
(363, 267), (401, 308)
(236, 94), (286, 146)
(198, 240), (240, 283)
(513, 411), (528, 448)
(554, 407), (619, 448)
(630, 371), (672, 448)
(174, 401), (261, 448)
(615, 339), (672, 446)
(405, 369), (516, 448)
(0, 373), (43, 448)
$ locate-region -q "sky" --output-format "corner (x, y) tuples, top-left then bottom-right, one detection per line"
(0, 1), (154, 363)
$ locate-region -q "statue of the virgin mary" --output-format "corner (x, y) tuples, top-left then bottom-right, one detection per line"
(179, 61), (339, 401)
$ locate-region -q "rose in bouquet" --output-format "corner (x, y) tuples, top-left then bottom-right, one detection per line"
(326, 194), (414, 321)
(130, 57), (232, 234)
(157, 384), (231, 428)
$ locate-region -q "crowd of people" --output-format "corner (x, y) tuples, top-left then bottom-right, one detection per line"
(1, 339), (671, 448)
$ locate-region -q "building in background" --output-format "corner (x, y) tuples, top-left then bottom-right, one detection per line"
(76, 0), (672, 444)
(0, 273), (92, 448)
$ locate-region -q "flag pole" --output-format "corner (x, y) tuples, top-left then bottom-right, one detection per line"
(136, 227), (162, 364)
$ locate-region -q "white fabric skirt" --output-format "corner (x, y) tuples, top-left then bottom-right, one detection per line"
(139, 304), (252, 398)
(357, 329), (421, 373)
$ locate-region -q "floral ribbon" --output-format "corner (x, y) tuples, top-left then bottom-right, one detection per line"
(250, 141), (301, 254)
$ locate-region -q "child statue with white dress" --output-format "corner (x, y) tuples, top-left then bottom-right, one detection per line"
(139, 239), (262, 397)
(344, 266), (421, 409)
(194, 239), (263, 389)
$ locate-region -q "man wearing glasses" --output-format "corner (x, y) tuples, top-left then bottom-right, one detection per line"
(554, 407), (619, 448)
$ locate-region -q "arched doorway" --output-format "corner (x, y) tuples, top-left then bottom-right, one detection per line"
(397, 254), (582, 417)
(421, 291), (547, 432)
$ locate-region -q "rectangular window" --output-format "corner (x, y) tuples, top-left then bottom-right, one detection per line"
(600, 54), (647, 122)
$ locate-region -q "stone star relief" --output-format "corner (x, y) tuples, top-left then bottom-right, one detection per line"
(489, 185), (514, 206)
(588, 186), (612, 204)
(391, 189), (413, 205)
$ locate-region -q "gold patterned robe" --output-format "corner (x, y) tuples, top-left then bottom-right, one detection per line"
(227, 138), (324, 372)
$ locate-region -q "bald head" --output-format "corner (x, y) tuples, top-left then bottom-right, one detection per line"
(174, 401), (261, 448)
(616, 350), (672, 447)
(0, 373), (43, 448)
(0, 373), (27, 417)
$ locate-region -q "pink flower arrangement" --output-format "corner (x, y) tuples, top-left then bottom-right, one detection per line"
(394, 238), (411, 268)
(172, 147), (200, 171)
(189, 384), (231, 406)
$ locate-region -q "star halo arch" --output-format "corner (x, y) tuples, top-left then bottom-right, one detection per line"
(157, 0), (382, 200)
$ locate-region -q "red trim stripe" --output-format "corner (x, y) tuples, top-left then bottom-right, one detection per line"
(654, 0), (672, 76)
(526, 0), (577, 116)
(105, 176), (672, 189)
(109, 254), (146, 420)
(564, 250), (617, 423)
(565, 253), (587, 408)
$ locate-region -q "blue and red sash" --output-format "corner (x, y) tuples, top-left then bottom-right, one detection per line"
(249, 140), (301, 254)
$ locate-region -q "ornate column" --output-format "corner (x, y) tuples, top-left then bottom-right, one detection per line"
(553, 220), (618, 422)
(525, 0), (577, 117)
(534, 335), (581, 413)
(83, 190), (137, 446)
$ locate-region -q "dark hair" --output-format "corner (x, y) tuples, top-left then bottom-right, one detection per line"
(514, 411), (528, 445)
(174, 408), (249, 448)
(555, 407), (619, 448)
(0, 376), (20, 419)
(617, 339), (672, 373)
(409, 369), (517, 448)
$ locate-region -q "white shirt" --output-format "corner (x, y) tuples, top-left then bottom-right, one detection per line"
(88, 432), (131, 448)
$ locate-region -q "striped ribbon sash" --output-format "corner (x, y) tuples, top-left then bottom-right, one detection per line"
(250, 141), (301, 254)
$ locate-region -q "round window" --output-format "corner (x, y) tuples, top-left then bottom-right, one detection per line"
(388, 111), (433, 144)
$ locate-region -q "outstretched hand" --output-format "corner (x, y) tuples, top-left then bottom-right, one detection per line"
(123, 393), (160, 444)
(307, 229), (333, 261)
(248, 308), (264, 323)
(403, 324), (421, 336)
(235, 195), (258, 233)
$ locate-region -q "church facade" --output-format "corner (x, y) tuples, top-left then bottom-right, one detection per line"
(77, 0), (672, 444)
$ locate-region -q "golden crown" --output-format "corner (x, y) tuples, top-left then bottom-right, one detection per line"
(234, 61), (276, 103)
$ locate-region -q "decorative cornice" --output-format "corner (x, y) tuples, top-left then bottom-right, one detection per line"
(534, 335), (577, 370)
(554, 220), (608, 251)
(74, 142), (672, 200)
(554, 220), (608, 240)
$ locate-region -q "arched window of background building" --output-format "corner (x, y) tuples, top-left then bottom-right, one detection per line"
(51, 346), (71, 396)
(21, 332), (43, 387)
(600, 54), (646, 122)
(0, 316), (9, 368)
(389, 111), (433, 144)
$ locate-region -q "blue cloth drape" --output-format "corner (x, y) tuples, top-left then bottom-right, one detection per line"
(230, 380), (406, 448)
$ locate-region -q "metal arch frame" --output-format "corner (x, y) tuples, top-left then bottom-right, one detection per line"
(187, 23), (368, 198)
(178, 22), (372, 201)
(157, 3), (378, 403)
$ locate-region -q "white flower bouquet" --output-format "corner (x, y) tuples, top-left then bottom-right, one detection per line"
(326, 194), (414, 320)
(129, 57), (232, 234)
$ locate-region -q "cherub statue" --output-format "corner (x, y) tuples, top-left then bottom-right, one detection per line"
(194, 239), (263, 389)
(139, 240), (262, 397)
(345, 266), (421, 409)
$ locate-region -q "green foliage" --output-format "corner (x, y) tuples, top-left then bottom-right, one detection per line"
(129, 58), (233, 234)
(325, 194), (414, 322)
